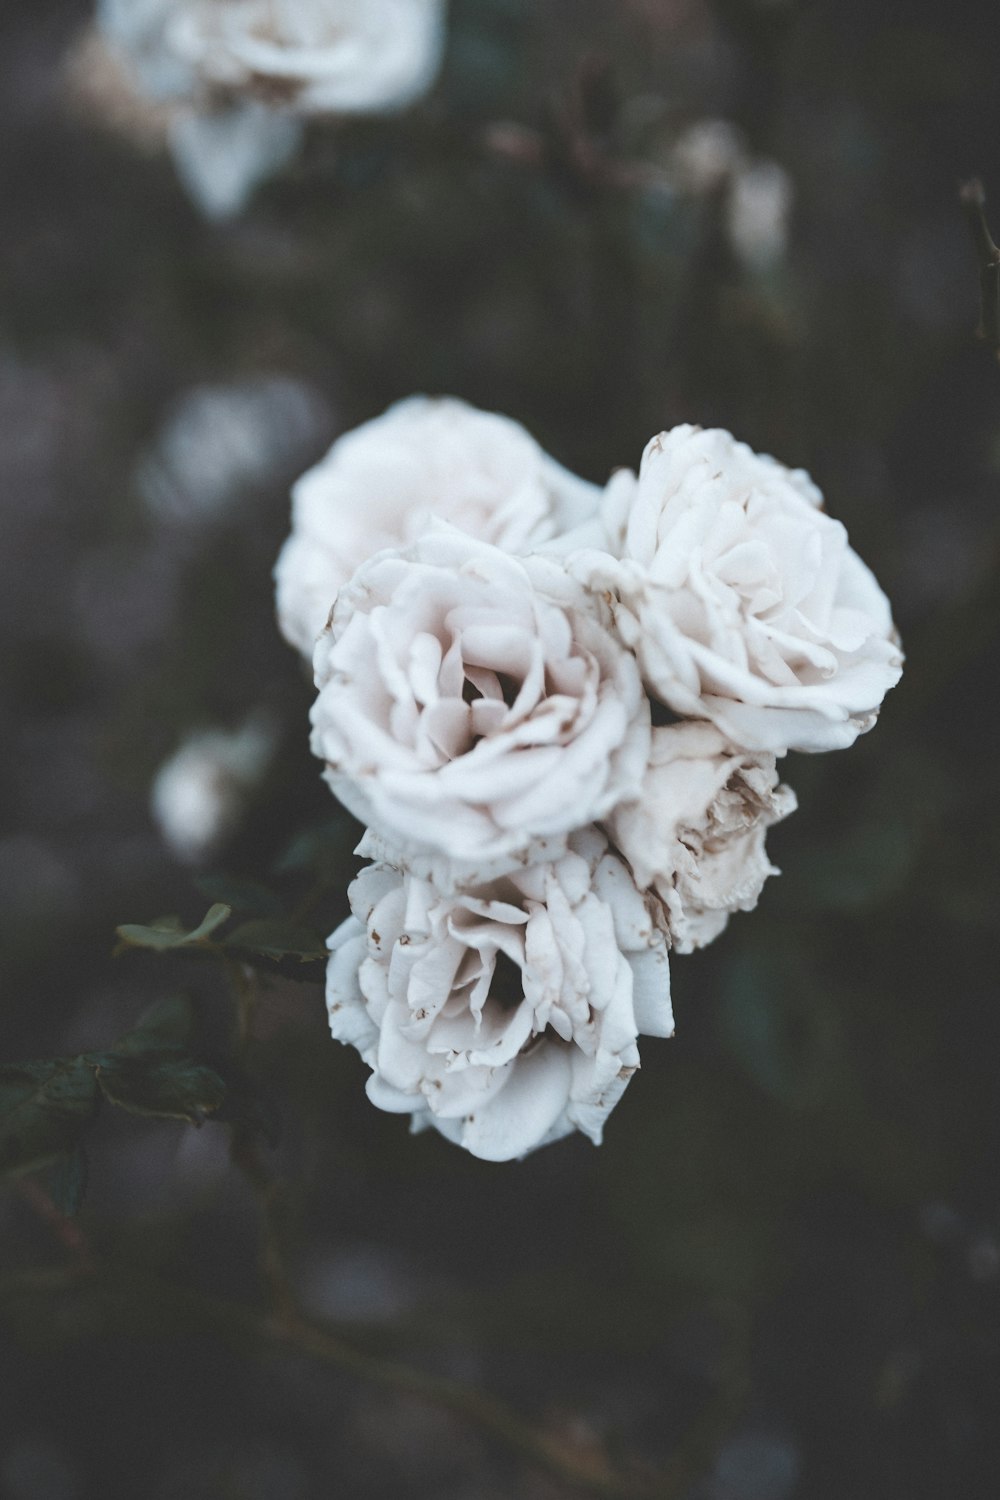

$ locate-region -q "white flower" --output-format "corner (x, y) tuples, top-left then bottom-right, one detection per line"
(93, 0), (447, 216)
(573, 425), (903, 754)
(275, 396), (600, 656)
(151, 717), (276, 863)
(309, 530), (650, 883)
(605, 722), (796, 953)
(326, 828), (673, 1161)
(165, 0), (447, 117)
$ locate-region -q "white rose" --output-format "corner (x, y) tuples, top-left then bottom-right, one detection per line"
(166, 0), (447, 116)
(94, 0), (447, 217)
(572, 425), (903, 754)
(275, 396), (600, 656)
(326, 828), (673, 1161)
(309, 530), (650, 884)
(605, 722), (796, 953)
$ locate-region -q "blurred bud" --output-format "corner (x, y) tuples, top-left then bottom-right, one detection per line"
(151, 716), (276, 864)
(727, 159), (793, 271)
(670, 119), (745, 194)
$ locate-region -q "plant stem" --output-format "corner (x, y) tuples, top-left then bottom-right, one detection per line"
(0, 1262), (738, 1499)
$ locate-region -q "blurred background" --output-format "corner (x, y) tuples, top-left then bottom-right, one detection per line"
(2, 1), (999, 1496)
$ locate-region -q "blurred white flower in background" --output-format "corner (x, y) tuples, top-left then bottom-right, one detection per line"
(310, 530), (649, 882)
(604, 721), (796, 952)
(667, 120), (793, 270)
(137, 374), (331, 522)
(727, 158), (794, 272)
(151, 716), (276, 863)
(326, 827), (672, 1161)
(78, 0), (448, 216)
(570, 424), (903, 753)
(275, 395), (599, 656)
(165, 0), (447, 116)
(669, 118), (745, 195)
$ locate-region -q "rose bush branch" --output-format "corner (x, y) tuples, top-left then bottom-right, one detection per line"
(0, 1260), (745, 1500)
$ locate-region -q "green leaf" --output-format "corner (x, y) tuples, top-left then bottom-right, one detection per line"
(0, 1057), (101, 1178)
(115, 903), (232, 952)
(112, 995), (195, 1056)
(49, 1147), (88, 1217)
(95, 1054), (226, 1124)
(224, 919), (327, 963)
(195, 873), (285, 918)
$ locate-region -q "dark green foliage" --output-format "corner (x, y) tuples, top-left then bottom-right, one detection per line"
(115, 903), (327, 966)
(93, 1055), (226, 1125)
(114, 903), (232, 952)
(0, 1057), (101, 1179)
(223, 919), (328, 963)
(0, 995), (228, 1203)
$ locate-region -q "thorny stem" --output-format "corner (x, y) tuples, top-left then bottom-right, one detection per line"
(0, 1262), (745, 1499)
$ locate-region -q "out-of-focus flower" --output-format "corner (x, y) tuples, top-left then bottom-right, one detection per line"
(605, 722), (796, 952)
(571, 425), (903, 754)
(137, 374), (331, 522)
(669, 118), (745, 194)
(326, 827), (673, 1160)
(275, 396), (599, 657)
(167, 102), (302, 219)
(87, 0), (448, 216)
(310, 531), (649, 884)
(151, 717), (276, 862)
(666, 121), (793, 270)
(727, 159), (794, 271)
(165, 0), (447, 116)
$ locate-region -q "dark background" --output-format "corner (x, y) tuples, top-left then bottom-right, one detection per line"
(2, 1), (999, 1496)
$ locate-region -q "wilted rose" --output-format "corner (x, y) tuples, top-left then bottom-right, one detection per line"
(309, 530), (650, 883)
(605, 721), (795, 953)
(275, 396), (599, 656)
(572, 425), (902, 754)
(326, 827), (673, 1160)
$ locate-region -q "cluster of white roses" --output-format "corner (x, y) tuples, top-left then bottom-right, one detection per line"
(275, 397), (903, 1161)
(83, 0), (447, 217)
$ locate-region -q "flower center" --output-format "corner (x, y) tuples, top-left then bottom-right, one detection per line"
(486, 949), (525, 1013)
